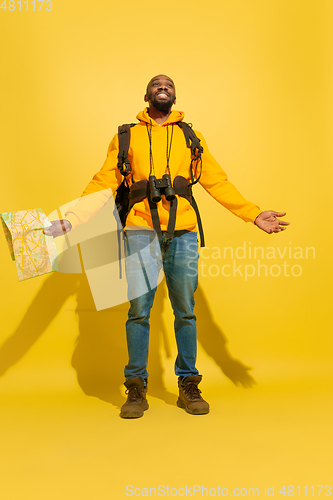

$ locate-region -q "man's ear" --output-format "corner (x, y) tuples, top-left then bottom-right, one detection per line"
(173, 97), (176, 105)
(144, 93), (148, 102)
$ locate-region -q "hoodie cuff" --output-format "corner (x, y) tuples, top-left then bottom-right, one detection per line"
(246, 206), (262, 224)
(64, 212), (81, 231)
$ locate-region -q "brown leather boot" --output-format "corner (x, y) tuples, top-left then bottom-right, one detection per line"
(177, 375), (210, 415)
(120, 377), (149, 418)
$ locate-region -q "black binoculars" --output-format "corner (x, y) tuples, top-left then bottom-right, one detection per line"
(149, 174), (175, 203)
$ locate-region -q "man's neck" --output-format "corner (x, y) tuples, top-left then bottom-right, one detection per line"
(148, 105), (172, 125)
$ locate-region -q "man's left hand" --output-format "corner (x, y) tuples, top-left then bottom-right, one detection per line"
(254, 211), (290, 234)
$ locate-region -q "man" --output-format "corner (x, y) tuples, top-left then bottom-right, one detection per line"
(45, 74), (289, 418)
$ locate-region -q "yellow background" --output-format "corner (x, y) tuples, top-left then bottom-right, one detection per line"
(0, 0), (332, 498)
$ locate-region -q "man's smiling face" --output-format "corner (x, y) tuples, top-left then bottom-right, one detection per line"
(144, 75), (176, 111)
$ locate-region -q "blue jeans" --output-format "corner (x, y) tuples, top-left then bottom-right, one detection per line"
(124, 230), (199, 382)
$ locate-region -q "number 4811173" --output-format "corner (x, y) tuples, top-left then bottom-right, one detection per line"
(279, 485), (331, 496)
(0, 0), (52, 11)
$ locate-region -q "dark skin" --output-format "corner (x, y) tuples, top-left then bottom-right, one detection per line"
(44, 74), (290, 237)
(144, 74), (176, 125)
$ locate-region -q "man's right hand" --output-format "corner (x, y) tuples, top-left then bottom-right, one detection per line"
(43, 219), (72, 238)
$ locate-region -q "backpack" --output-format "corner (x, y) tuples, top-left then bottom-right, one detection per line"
(115, 121), (205, 247)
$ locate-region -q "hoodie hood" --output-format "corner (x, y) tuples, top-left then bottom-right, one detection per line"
(136, 107), (185, 126)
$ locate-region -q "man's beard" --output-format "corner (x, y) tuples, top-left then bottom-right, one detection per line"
(150, 94), (174, 111)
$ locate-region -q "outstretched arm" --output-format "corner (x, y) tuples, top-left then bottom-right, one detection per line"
(44, 134), (122, 238)
(195, 131), (290, 233)
(195, 131), (262, 224)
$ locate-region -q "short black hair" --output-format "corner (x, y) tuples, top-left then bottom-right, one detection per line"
(146, 74), (175, 94)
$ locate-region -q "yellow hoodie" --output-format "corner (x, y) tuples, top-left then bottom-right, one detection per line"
(65, 108), (261, 232)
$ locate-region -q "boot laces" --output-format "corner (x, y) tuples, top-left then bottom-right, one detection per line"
(125, 386), (144, 403)
(184, 383), (203, 401)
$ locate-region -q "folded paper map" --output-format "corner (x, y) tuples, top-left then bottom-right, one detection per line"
(1, 208), (58, 281)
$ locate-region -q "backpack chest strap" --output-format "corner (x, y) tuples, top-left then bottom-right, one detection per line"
(128, 185), (192, 201)
(127, 179), (204, 246)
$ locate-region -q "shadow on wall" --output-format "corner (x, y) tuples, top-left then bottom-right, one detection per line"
(0, 271), (255, 409)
